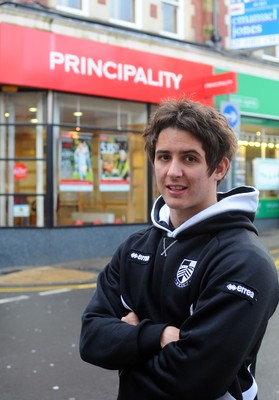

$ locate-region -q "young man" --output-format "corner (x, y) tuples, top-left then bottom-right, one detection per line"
(80, 98), (279, 400)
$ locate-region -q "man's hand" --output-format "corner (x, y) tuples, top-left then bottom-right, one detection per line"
(121, 313), (179, 348)
(121, 311), (140, 326)
(160, 326), (180, 348)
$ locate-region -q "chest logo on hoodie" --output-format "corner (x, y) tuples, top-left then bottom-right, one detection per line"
(175, 259), (197, 288)
(129, 250), (151, 264)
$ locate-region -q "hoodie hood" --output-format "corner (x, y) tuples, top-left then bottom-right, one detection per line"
(151, 186), (259, 238)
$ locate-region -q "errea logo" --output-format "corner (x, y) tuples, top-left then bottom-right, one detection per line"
(129, 250), (151, 264)
(225, 282), (258, 304)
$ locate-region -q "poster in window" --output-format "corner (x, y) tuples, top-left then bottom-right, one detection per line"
(253, 158), (279, 191)
(59, 132), (93, 192)
(99, 135), (130, 192)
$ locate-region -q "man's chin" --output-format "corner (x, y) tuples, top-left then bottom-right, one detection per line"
(166, 200), (189, 211)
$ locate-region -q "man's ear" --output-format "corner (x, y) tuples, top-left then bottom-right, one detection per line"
(215, 157), (230, 181)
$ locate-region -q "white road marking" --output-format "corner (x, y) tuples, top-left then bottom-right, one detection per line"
(38, 288), (72, 296)
(0, 295), (30, 304)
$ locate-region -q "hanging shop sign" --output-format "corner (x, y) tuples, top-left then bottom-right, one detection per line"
(59, 132), (93, 192)
(230, 0), (279, 50)
(0, 24), (237, 104)
(187, 72), (237, 99)
(99, 135), (130, 192)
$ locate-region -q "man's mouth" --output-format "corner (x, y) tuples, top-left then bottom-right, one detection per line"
(167, 185), (186, 190)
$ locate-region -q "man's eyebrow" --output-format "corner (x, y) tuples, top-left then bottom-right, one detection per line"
(155, 149), (202, 156)
(155, 149), (170, 154)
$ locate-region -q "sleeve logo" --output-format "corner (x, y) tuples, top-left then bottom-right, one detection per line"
(224, 282), (258, 304)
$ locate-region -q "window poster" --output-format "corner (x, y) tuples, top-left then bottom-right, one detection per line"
(59, 132), (93, 192)
(99, 135), (130, 192)
(253, 158), (279, 191)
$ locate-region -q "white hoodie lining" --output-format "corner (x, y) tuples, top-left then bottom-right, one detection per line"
(153, 186), (259, 238)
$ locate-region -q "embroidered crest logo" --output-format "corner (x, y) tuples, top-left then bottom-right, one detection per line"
(175, 259), (197, 288)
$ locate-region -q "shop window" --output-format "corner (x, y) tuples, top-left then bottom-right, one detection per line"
(237, 118), (279, 198)
(54, 93), (148, 226)
(0, 92), (47, 227)
(161, 0), (183, 38)
(55, 94), (145, 130)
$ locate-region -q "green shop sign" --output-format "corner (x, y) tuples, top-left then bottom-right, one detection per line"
(214, 69), (279, 119)
(256, 198), (279, 219)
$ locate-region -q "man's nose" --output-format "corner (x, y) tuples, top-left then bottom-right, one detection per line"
(167, 160), (183, 177)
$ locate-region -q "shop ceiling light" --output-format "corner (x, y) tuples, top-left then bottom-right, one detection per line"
(29, 107), (37, 112)
(73, 111), (83, 117)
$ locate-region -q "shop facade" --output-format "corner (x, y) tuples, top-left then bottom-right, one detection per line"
(0, 18), (279, 266)
(0, 23), (237, 229)
(215, 71), (279, 223)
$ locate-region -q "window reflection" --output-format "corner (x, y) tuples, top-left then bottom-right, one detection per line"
(161, 0), (180, 35)
(110, 0), (135, 23)
(56, 0), (82, 10)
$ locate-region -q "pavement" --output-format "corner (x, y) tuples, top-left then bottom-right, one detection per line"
(0, 230), (278, 289)
(0, 257), (111, 290)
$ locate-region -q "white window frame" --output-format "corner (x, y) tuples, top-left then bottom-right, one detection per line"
(109, 0), (142, 30)
(160, 0), (184, 39)
(56, 0), (89, 17)
(262, 45), (279, 63)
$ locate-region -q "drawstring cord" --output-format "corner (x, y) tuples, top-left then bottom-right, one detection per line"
(161, 237), (177, 257)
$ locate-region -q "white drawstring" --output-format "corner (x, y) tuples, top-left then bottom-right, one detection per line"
(160, 237), (177, 257)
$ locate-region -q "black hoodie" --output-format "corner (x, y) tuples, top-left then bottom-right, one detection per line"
(80, 186), (279, 400)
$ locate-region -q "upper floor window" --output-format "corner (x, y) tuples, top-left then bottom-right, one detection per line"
(161, 0), (183, 38)
(56, 0), (89, 16)
(262, 45), (279, 63)
(109, 0), (141, 28)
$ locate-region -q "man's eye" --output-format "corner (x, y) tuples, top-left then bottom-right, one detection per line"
(158, 154), (170, 161)
(185, 155), (196, 162)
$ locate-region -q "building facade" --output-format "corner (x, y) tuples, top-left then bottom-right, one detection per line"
(0, 0), (279, 266)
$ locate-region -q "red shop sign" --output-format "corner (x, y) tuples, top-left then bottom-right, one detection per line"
(13, 163), (27, 180)
(0, 24), (237, 104)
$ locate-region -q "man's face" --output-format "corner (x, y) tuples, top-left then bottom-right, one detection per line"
(154, 127), (228, 227)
